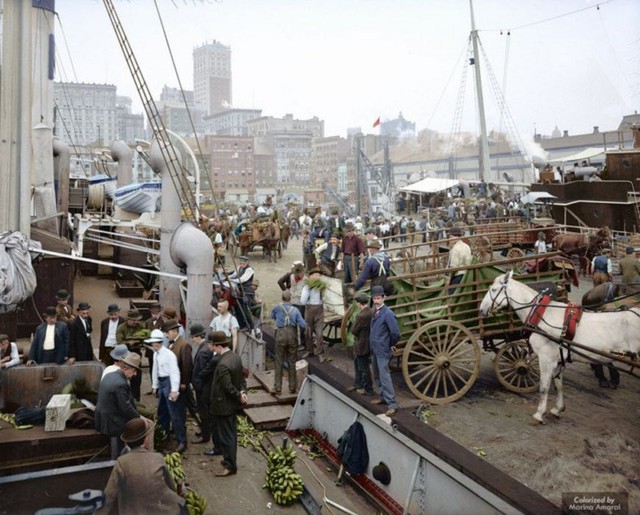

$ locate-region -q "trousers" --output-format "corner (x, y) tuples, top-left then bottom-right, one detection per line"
(304, 304), (324, 356)
(371, 354), (398, 409)
(212, 413), (237, 472)
(353, 354), (374, 394)
(275, 326), (298, 393)
(157, 376), (186, 446)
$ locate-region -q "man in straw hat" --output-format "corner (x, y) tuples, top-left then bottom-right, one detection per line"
(99, 418), (185, 514)
(26, 306), (70, 366)
(99, 304), (125, 365)
(116, 309), (145, 401)
(95, 352), (142, 459)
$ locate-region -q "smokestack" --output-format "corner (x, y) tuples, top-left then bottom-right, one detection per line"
(593, 126), (599, 134)
(563, 130), (569, 138)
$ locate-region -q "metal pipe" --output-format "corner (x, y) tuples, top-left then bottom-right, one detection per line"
(52, 138), (70, 224)
(110, 140), (131, 187)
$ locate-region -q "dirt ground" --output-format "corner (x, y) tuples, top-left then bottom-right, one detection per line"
(75, 234), (640, 513)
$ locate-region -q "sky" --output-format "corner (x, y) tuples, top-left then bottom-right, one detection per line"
(53, 0), (639, 142)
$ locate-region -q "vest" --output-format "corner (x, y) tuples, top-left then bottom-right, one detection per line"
(593, 255), (608, 273)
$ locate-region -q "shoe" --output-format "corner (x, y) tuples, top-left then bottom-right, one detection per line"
(385, 408), (397, 417)
(301, 352), (311, 359)
(216, 468), (237, 477)
(347, 386), (358, 392)
(191, 437), (208, 444)
(355, 388), (365, 394)
(371, 399), (384, 405)
(203, 449), (223, 457)
(176, 443), (187, 453)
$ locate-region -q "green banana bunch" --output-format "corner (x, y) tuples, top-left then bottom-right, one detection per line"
(184, 489), (207, 515)
(236, 415), (267, 450)
(266, 444), (297, 469)
(263, 444), (304, 505)
(0, 412), (33, 430)
(164, 451), (186, 489)
(154, 422), (168, 451)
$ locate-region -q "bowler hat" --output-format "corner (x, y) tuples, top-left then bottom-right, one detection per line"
(371, 285), (385, 297)
(354, 293), (369, 304)
(55, 289), (70, 300)
(163, 319), (181, 332)
(366, 239), (382, 249)
(77, 302), (91, 311)
(189, 323), (206, 337)
(126, 309), (143, 321)
(209, 331), (230, 347)
(626, 246), (635, 254)
(107, 304), (120, 314)
(120, 418), (153, 443)
(372, 462), (391, 486)
(144, 329), (165, 343)
(43, 306), (57, 318)
(109, 344), (129, 361)
(121, 352), (141, 370)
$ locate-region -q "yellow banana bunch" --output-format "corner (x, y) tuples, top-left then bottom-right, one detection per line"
(0, 412), (33, 430)
(263, 444), (304, 505)
(184, 489), (207, 515)
(165, 452), (186, 489)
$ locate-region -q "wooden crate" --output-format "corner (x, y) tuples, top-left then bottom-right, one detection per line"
(45, 394), (71, 432)
(115, 279), (144, 298)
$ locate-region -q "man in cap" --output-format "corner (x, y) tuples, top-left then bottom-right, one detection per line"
(315, 233), (341, 277)
(116, 309), (145, 401)
(369, 285), (400, 417)
(190, 324), (214, 446)
(619, 246), (640, 286)
(353, 239), (392, 296)
(95, 352), (142, 459)
(209, 332), (248, 476)
(148, 328), (184, 453)
(271, 291), (307, 395)
(364, 227), (384, 250)
(26, 307), (70, 366)
(67, 302), (94, 364)
(342, 223), (366, 285)
(101, 344), (129, 379)
(99, 304), (125, 365)
(300, 267), (326, 361)
(446, 227), (472, 294)
(99, 418), (185, 514)
(55, 289), (75, 324)
(349, 293), (374, 396)
(278, 261), (307, 343)
(164, 319), (193, 453)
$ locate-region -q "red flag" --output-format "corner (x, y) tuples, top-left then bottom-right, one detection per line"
(373, 116), (381, 128)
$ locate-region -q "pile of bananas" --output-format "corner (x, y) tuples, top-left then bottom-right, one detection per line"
(263, 445), (304, 506)
(164, 452), (186, 489)
(183, 489), (207, 515)
(0, 412), (33, 430)
(237, 415), (268, 450)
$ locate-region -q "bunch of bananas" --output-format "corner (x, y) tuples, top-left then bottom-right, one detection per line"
(237, 415), (267, 450)
(154, 422), (168, 451)
(184, 489), (207, 515)
(164, 452), (186, 489)
(0, 412), (32, 430)
(263, 445), (304, 505)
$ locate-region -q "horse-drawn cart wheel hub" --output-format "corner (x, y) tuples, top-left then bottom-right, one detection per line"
(435, 355), (451, 368)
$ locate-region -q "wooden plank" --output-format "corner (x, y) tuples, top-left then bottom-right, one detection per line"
(244, 405), (293, 430)
(252, 369), (302, 398)
(245, 374), (263, 390)
(244, 391), (280, 408)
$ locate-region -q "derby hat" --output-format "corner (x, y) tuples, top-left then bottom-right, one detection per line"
(109, 344), (129, 361)
(372, 462), (391, 486)
(144, 329), (165, 344)
(371, 285), (385, 297)
(209, 331), (230, 347)
(55, 289), (70, 300)
(120, 418), (153, 443)
(107, 304), (120, 314)
(43, 306), (57, 318)
(121, 352), (141, 370)
(189, 323), (206, 338)
(77, 302), (91, 311)
(163, 319), (181, 332)
(126, 309), (143, 321)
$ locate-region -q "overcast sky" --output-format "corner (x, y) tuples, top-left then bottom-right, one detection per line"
(54, 0), (639, 141)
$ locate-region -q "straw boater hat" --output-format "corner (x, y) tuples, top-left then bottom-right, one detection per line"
(144, 329), (165, 344)
(126, 309), (143, 321)
(120, 418), (153, 443)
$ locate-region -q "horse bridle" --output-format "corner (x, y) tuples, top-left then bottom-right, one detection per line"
(485, 281), (508, 315)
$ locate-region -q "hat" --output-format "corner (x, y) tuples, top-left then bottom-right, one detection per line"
(364, 227), (376, 234)
(239, 255), (250, 262)
(77, 302), (91, 311)
(109, 344), (129, 361)
(120, 418), (153, 443)
(330, 233), (340, 239)
(354, 293), (369, 304)
(366, 239), (382, 249)
(126, 309), (143, 321)
(163, 306), (178, 319)
(371, 285), (385, 297)
(345, 222), (355, 231)
(163, 319), (180, 332)
(626, 246), (635, 254)
(449, 227), (463, 237)
(308, 267), (323, 276)
(209, 331), (231, 347)
(43, 306), (57, 318)
(372, 462), (391, 486)
(149, 301), (162, 310)
(107, 304), (120, 314)
(121, 352), (141, 370)
(189, 323), (206, 338)
(145, 329), (165, 343)
(55, 289), (70, 300)
(292, 261), (305, 272)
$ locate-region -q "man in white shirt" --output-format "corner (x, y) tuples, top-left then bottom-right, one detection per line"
(447, 227), (472, 294)
(534, 232), (547, 254)
(210, 300), (239, 352)
(0, 334), (20, 369)
(100, 304), (125, 365)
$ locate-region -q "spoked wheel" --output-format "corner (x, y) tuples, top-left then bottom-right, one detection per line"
(506, 247), (525, 260)
(494, 340), (540, 393)
(323, 319), (342, 347)
(402, 320), (480, 404)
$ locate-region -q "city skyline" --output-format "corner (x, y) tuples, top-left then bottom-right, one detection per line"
(54, 0), (639, 140)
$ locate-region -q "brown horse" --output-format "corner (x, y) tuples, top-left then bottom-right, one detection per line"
(581, 282), (640, 310)
(552, 227), (611, 258)
(240, 221), (280, 263)
(279, 222), (290, 254)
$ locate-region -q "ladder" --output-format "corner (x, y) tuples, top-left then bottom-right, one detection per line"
(323, 183), (354, 216)
(102, 0), (199, 224)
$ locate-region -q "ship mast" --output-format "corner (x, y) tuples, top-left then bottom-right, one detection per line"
(469, 0), (491, 183)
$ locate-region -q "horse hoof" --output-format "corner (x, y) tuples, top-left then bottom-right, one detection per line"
(550, 409), (562, 418)
(530, 417), (544, 426)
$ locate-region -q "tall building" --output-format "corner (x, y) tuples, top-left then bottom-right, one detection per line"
(156, 85), (205, 137)
(198, 135), (254, 201)
(53, 82), (118, 147)
(380, 112), (415, 139)
(115, 96), (145, 144)
(202, 108), (262, 136)
(311, 135), (350, 189)
(193, 41), (232, 116)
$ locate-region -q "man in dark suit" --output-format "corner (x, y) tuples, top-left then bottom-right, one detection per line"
(95, 353), (142, 459)
(209, 333), (247, 476)
(99, 304), (125, 365)
(26, 306), (70, 365)
(68, 301), (94, 364)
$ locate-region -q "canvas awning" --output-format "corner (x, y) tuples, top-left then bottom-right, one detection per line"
(548, 147), (606, 164)
(400, 178), (460, 194)
(520, 192), (557, 205)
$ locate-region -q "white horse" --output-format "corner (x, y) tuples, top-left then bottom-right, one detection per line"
(479, 271), (640, 424)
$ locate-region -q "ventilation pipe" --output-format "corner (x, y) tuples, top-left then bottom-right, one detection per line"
(150, 139), (182, 311)
(111, 140), (131, 187)
(52, 138), (70, 222)
(170, 222), (214, 334)
(32, 123), (58, 233)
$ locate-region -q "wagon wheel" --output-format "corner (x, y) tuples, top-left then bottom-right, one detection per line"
(323, 318), (342, 347)
(506, 247), (525, 260)
(402, 320), (480, 405)
(471, 236), (492, 253)
(494, 340), (539, 393)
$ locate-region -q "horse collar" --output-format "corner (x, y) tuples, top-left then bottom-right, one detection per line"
(525, 294), (552, 329)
